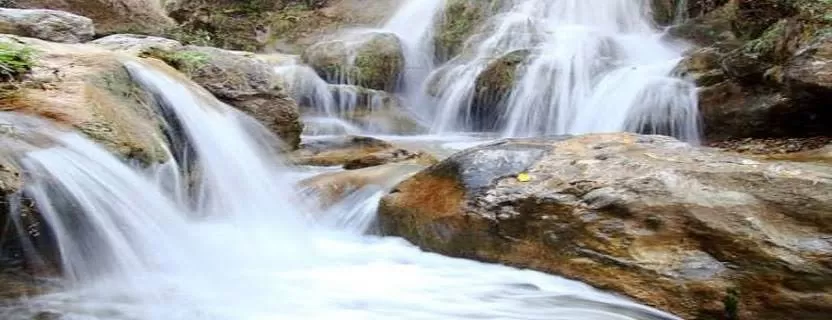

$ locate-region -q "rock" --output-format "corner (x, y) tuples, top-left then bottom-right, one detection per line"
(0, 8), (94, 43)
(298, 163), (427, 209)
(302, 31), (404, 92)
(91, 34), (183, 55)
(11, 0), (175, 36)
(784, 33), (832, 98)
(470, 49), (528, 131)
(145, 45), (302, 149)
(0, 35), (169, 164)
(290, 136), (438, 169)
(433, 0), (502, 63)
(379, 133), (832, 320)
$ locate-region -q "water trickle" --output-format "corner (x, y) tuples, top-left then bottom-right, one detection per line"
(0, 61), (681, 320)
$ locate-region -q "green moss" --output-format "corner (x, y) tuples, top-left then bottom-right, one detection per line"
(143, 49), (209, 76)
(0, 42), (35, 82)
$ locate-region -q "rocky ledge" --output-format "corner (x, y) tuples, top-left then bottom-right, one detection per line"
(378, 133), (832, 320)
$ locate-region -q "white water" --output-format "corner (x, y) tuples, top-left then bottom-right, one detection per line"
(420, 0), (699, 141)
(0, 62), (681, 320)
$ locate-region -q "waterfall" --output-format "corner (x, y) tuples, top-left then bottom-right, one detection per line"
(389, 0), (700, 141)
(0, 61), (680, 320)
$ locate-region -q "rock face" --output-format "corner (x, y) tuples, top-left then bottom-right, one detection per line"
(672, 0), (832, 140)
(290, 136), (437, 169)
(378, 133), (832, 320)
(302, 32), (404, 92)
(11, 0), (175, 36)
(0, 8), (94, 43)
(146, 45), (303, 149)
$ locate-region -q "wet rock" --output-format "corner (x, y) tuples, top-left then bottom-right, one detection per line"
(302, 31), (404, 92)
(471, 49), (529, 131)
(0, 35), (169, 164)
(145, 45), (302, 149)
(0, 8), (94, 43)
(290, 136), (438, 169)
(11, 0), (175, 36)
(379, 133), (832, 320)
(299, 163), (427, 209)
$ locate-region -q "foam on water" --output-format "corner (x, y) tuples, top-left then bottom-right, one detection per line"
(0, 61), (680, 320)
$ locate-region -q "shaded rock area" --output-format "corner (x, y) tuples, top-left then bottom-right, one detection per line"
(672, 0), (832, 141)
(0, 8), (93, 43)
(379, 133), (832, 320)
(9, 0), (175, 36)
(303, 31), (404, 92)
(142, 44), (303, 149)
(470, 49), (528, 131)
(290, 136), (437, 169)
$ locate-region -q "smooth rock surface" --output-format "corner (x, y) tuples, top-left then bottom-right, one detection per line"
(379, 133), (832, 320)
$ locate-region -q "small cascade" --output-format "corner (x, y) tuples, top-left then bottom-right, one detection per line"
(273, 57), (423, 136)
(396, 0), (702, 142)
(0, 61), (682, 320)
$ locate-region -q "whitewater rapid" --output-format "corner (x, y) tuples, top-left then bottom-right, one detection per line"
(0, 60), (680, 320)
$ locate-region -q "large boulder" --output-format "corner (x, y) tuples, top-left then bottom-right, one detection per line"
(379, 133), (832, 320)
(10, 0), (175, 36)
(145, 45), (303, 149)
(302, 31), (404, 92)
(0, 8), (94, 43)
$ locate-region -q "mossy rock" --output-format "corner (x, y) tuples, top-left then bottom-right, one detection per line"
(302, 32), (404, 92)
(433, 0), (503, 63)
(470, 49), (529, 131)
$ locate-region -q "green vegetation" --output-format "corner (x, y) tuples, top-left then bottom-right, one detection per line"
(723, 287), (740, 320)
(0, 43), (35, 82)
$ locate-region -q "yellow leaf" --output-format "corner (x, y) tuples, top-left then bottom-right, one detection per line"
(517, 172), (531, 182)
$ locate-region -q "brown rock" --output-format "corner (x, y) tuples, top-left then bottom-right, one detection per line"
(290, 136), (438, 169)
(144, 45), (303, 149)
(298, 162), (427, 209)
(379, 133), (832, 320)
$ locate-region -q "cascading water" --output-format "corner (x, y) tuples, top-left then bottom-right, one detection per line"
(0, 61), (682, 319)
(416, 0), (700, 141)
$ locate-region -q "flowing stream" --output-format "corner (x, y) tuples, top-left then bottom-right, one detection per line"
(0, 61), (680, 320)
(0, 0), (700, 319)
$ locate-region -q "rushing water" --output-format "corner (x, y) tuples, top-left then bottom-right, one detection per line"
(0, 61), (681, 320)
